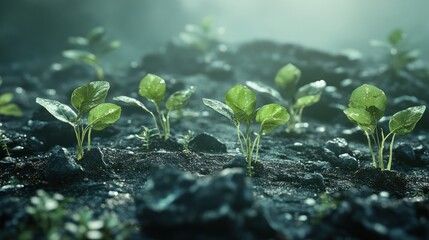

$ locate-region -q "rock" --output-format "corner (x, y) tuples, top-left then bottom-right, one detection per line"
(79, 147), (113, 178)
(394, 143), (419, 166)
(189, 133), (227, 153)
(135, 167), (283, 240)
(44, 146), (83, 183)
(336, 153), (359, 171)
(301, 173), (326, 191)
(307, 189), (429, 239)
(324, 138), (351, 156)
(28, 120), (75, 148)
(321, 148), (338, 163)
(223, 155), (246, 170)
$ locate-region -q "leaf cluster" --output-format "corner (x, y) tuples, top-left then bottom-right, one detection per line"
(246, 63), (326, 133)
(36, 81), (121, 160)
(344, 84), (425, 170)
(203, 84), (289, 176)
(115, 74), (194, 142)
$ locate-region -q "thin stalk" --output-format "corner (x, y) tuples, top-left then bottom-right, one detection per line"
(165, 110), (171, 140)
(236, 123), (245, 156)
(87, 128), (92, 151)
(154, 104), (166, 140)
(387, 133), (397, 171)
(148, 111), (161, 138)
(378, 129), (385, 170)
(364, 131), (377, 167)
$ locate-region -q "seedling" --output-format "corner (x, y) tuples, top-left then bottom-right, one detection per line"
(62, 27), (121, 80)
(246, 63), (326, 133)
(178, 130), (195, 153)
(0, 77), (23, 157)
(0, 76), (23, 117)
(371, 30), (419, 74)
(114, 74), (194, 141)
(36, 81), (121, 160)
(177, 16), (224, 52)
(203, 84), (289, 176)
(343, 84), (425, 171)
(136, 126), (157, 150)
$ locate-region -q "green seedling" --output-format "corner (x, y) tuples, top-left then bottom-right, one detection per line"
(136, 126), (157, 150)
(114, 74), (194, 141)
(0, 76), (23, 117)
(62, 27), (121, 80)
(203, 84), (289, 176)
(179, 130), (195, 153)
(246, 63), (326, 133)
(371, 30), (419, 74)
(177, 16), (224, 52)
(0, 76), (23, 157)
(36, 81), (121, 160)
(343, 84), (425, 171)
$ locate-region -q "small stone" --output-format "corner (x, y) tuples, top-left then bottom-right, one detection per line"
(324, 138), (351, 156)
(44, 146), (83, 183)
(335, 153), (359, 171)
(79, 148), (112, 178)
(223, 155), (246, 170)
(394, 143), (419, 166)
(301, 173), (326, 190)
(189, 133), (227, 153)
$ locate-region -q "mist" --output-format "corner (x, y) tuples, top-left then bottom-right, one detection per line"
(1, 0), (428, 62)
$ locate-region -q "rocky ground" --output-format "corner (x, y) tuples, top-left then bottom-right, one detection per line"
(1, 40), (429, 239)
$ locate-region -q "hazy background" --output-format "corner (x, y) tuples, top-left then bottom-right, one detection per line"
(1, 0), (428, 63)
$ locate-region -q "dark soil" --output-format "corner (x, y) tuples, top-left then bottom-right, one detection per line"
(1, 40), (429, 239)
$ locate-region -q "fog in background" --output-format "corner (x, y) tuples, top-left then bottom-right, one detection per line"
(1, 0), (428, 63)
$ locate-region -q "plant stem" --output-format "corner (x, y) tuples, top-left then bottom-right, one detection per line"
(378, 128), (385, 170)
(87, 128), (92, 151)
(387, 133), (397, 171)
(364, 131), (377, 167)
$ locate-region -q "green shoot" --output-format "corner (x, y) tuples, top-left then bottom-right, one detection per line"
(114, 74), (194, 141)
(246, 63), (326, 133)
(203, 84), (289, 176)
(36, 81), (121, 160)
(344, 84), (425, 170)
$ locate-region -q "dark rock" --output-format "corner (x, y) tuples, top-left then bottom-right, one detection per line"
(321, 148), (338, 163)
(149, 137), (182, 152)
(135, 167), (283, 240)
(189, 133), (227, 153)
(44, 146), (83, 183)
(324, 138), (351, 156)
(79, 147), (113, 178)
(394, 143), (419, 166)
(307, 189), (429, 240)
(28, 120), (75, 149)
(336, 153), (359, 171)
(301, 173), (326, 191)
(223, 155), (246, 170)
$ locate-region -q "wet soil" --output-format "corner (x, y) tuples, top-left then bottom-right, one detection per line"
(1, 40), (429, 239)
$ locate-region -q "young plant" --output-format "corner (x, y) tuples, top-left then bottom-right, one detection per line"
(246, 63), (326, 133)
(343, 84), (425, 171)
(177, 16), (224, 52)
(36, 81), (121, 160)
(203, 84), (289, 176)
(0, 76), (23, 117)
(371, 30), (419, 74)
(62, 27), (121, 80)
(114, 74), (194, 141)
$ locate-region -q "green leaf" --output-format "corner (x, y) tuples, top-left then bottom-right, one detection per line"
(0, 93), (13, 105)
(274, 63), (301, 91)
(63, 50), (97, 64)
(166, 86), (195, 111)
(343, 107), (376, 133)
(245, 81), (285, 103)
(225, 84), (256, 122)
(113, 96), (151, 113)
(256, 104), (290, 134)
(71, 81), (110, 115)
(349, 84), (386, 121)
(139, 74), (166, 104)
(88, 103), (121, 131)
(36, 98), (77, 126)
(388, 30), (405, 46)
(202, 98), (235, 124)
(87, 27), (106, 46)
(294, 80), (326, 108)
(0, 103), (23, 117)
(68, 36), (88, 46)
(389, 105), (426, 136)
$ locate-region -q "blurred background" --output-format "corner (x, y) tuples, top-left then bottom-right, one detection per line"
(1, 0), (428, 63)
